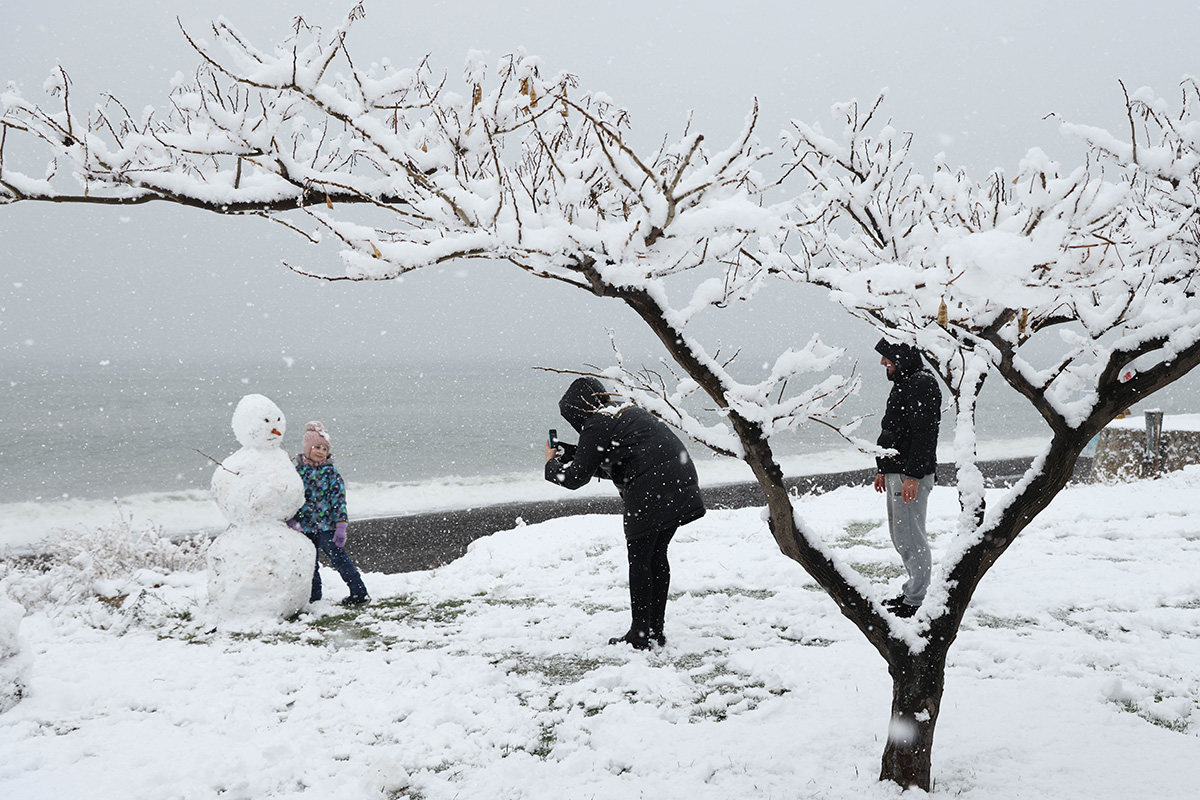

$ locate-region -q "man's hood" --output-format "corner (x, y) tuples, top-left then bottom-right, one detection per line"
(559, 377), (609, 433)
(874, 337), (925, 379)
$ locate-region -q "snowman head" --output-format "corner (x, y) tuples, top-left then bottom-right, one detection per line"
(231, 394), (287, 449)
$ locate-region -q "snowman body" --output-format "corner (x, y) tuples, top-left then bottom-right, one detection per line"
(207, 394), (312, 621)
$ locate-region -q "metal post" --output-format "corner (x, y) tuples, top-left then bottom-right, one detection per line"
(1143, 410), (1165, 477)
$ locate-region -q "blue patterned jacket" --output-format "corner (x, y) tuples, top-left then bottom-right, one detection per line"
(293, 456), (348, 534)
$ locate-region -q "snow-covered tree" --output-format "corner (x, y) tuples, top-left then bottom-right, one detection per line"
(5, 7), (1200, 790)
(776, 82), (1200, 784)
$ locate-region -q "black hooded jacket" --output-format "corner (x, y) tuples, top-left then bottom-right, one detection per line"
(546, 377), (705, 540)
(875, 338), (942, 479)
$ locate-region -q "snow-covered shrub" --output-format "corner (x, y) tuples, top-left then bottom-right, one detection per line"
(0, 508), (209, 626)
(0, 593), (27, 713)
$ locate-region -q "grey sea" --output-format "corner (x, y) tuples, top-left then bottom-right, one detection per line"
(5, 354), (1200, 506)
(5, 356), (584, 503)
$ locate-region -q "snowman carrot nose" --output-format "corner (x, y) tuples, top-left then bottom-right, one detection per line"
(271, 428), (282, 436)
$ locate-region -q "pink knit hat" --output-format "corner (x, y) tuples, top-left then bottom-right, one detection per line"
(302, 421), (331, 459)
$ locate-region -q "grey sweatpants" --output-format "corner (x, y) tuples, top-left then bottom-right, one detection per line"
(884, 472), (934, 605)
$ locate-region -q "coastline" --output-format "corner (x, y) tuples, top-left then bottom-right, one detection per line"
(346, 456), (1091, 574)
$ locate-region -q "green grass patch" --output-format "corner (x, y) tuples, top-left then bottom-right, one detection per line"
(684, 588), (777, 600)
(686, 662), (780, 722)
(973, 613), (1040, 630)
(481, 597), (539, 609)
(848, 562), (904, 580)
(501, 652), (609, 683)
(1114, 699), (1192, 734)
(836, 520), (887, 548)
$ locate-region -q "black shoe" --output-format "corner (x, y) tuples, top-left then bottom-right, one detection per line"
(608, 631), (652, 650)
(340, 595), (370, 607)
(884, 596), (918, 618)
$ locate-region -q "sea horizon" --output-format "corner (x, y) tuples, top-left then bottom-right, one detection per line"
(5, 351), (1194, 553)
(1, 435), (1054, 554)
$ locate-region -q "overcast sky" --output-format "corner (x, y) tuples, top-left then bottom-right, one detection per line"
(3, 0), (1199, 370)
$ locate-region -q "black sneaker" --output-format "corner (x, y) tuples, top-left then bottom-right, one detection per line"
(608, 631), (652, 650)
(340, 595), (371, 607)
(884, 596), (918, 618)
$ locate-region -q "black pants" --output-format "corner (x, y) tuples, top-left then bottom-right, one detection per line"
(625, 525), (677, 639)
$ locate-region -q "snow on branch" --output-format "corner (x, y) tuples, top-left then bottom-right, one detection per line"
(1, 10), (776, 295)
(774, 88), (1200, 433)
(2, 10), (866, 476)
(9, 11), (1200, 474)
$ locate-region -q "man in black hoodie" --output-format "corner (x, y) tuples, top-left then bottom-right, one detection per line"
(873, 338), (941, 618)
(545, 377), (705, 649)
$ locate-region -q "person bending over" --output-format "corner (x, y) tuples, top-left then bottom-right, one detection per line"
(544, 377), (705, 650)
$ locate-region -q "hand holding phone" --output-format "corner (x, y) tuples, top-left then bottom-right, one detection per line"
(547, 428), (577, 462)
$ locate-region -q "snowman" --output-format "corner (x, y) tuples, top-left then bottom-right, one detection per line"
(207, 394), (313, 621)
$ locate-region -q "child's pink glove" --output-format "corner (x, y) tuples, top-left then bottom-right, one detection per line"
(334, 522), (348, 548)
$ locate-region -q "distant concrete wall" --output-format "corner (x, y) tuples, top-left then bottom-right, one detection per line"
(1089, 417), (1200, 482)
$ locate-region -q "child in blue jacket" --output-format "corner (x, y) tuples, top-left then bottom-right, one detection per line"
(289, 421), (369, 606)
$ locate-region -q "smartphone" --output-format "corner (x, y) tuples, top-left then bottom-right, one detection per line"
(548, 428), (559, 449)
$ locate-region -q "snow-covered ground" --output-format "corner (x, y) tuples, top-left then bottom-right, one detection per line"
(1, 465), (1197, 799)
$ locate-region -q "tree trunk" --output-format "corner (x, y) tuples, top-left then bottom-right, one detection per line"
(879, 646), (948, 791)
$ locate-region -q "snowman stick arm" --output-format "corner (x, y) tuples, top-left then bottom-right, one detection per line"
(195, 449), (240, 475)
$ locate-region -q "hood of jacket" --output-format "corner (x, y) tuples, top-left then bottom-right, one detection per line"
(874, 337), (925, 381)
(559, 377), (609, 433)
